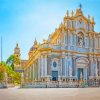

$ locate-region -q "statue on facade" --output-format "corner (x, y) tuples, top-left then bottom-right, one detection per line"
(78, 32), (84, 46)
(80, 72), (83, 80)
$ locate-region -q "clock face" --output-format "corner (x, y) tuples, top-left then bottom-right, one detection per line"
(53, 62), (57, 67)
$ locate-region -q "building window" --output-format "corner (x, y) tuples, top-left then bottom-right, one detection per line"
(53, 62), (57, 67)
(77, 32), (84, 47)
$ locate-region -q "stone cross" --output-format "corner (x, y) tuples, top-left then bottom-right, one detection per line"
(79, 4), (82, 10)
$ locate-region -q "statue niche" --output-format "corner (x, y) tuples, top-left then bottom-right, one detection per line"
(77, 32), (84, 47)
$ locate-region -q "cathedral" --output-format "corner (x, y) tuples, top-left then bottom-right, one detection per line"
(14, 7), (100, 83)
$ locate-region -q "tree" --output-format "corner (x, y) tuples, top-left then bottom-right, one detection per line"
(0, 62), (21, 84)
(0, 62), (7, 82)
(6, 55), (20, 70)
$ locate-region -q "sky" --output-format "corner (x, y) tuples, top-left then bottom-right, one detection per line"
(0, 0), (100, 61)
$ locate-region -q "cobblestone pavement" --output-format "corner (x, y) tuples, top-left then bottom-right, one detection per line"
(0, 87), (100, 100)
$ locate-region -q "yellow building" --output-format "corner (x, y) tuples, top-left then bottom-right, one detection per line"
(14, 43), (27, 72)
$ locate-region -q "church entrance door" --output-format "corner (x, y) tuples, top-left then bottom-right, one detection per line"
(52, 71), (58, 81)
(76, 57), (89, 80)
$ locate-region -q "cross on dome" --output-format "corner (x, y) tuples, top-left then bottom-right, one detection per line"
(79, 4), (82, 10)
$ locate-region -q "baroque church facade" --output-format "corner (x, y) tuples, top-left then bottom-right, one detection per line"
(14, 7), (100, 82)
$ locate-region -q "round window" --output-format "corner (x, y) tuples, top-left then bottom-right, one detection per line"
(53, 62), (57, 67)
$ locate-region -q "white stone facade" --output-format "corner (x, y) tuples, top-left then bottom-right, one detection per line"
(24, 8), (100, 83)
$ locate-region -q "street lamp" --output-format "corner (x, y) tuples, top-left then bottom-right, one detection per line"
(0, 36), (2, 63)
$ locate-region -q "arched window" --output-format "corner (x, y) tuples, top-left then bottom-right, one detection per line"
(53, 62), (57, 67)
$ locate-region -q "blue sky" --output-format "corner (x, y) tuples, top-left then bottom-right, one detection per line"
(0, 0), (100, 61)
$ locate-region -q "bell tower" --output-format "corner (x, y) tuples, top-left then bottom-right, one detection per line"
(14, 43), (21, 71)
(14, 43), (20, 58)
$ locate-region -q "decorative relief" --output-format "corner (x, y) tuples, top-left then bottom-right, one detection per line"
(76, 57), (89, 68)
(78, 32), (84, 47)
(53, 62), (57, 68)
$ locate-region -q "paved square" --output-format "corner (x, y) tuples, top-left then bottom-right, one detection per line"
(0, 87), (100, 100)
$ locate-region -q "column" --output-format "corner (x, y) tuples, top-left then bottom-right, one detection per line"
(68, 55), (73, 76)
(84, 68), (87, 81)
(40, 56), (42, 77)
(36, 60), (38, 80)
(21, 72), (24, 87)
(43, 56), (45, 77)
(62, 56), (65, 76)
(64, 33), (66, 45)
(72, 56), (76, 76)
(95, 59), (98, 77)
(33, 64), (34, 80)
(98, 60), (100, 76)
(65, 56), (67, 77)
(66, 56), (69, 77)
(89, 58), (94, 77)
(29, 66), (32, 80)
(60, 57), (62, 76)
(31, 65), (33, 81)
(38, 58), (41, 80)
(27, 67), (30, 82)
(26, 69), (28, 83)
(41, 55), (43, 77)
(47, 55), (51, 75)
(34, 62), (36, 80)
(44, 55), (47, 77)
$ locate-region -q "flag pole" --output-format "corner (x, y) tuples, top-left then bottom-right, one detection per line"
(1, 36), (2, 63)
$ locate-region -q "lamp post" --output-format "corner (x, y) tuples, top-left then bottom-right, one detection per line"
(21, 72), (24, 88)
(0, 36), (2, 63)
